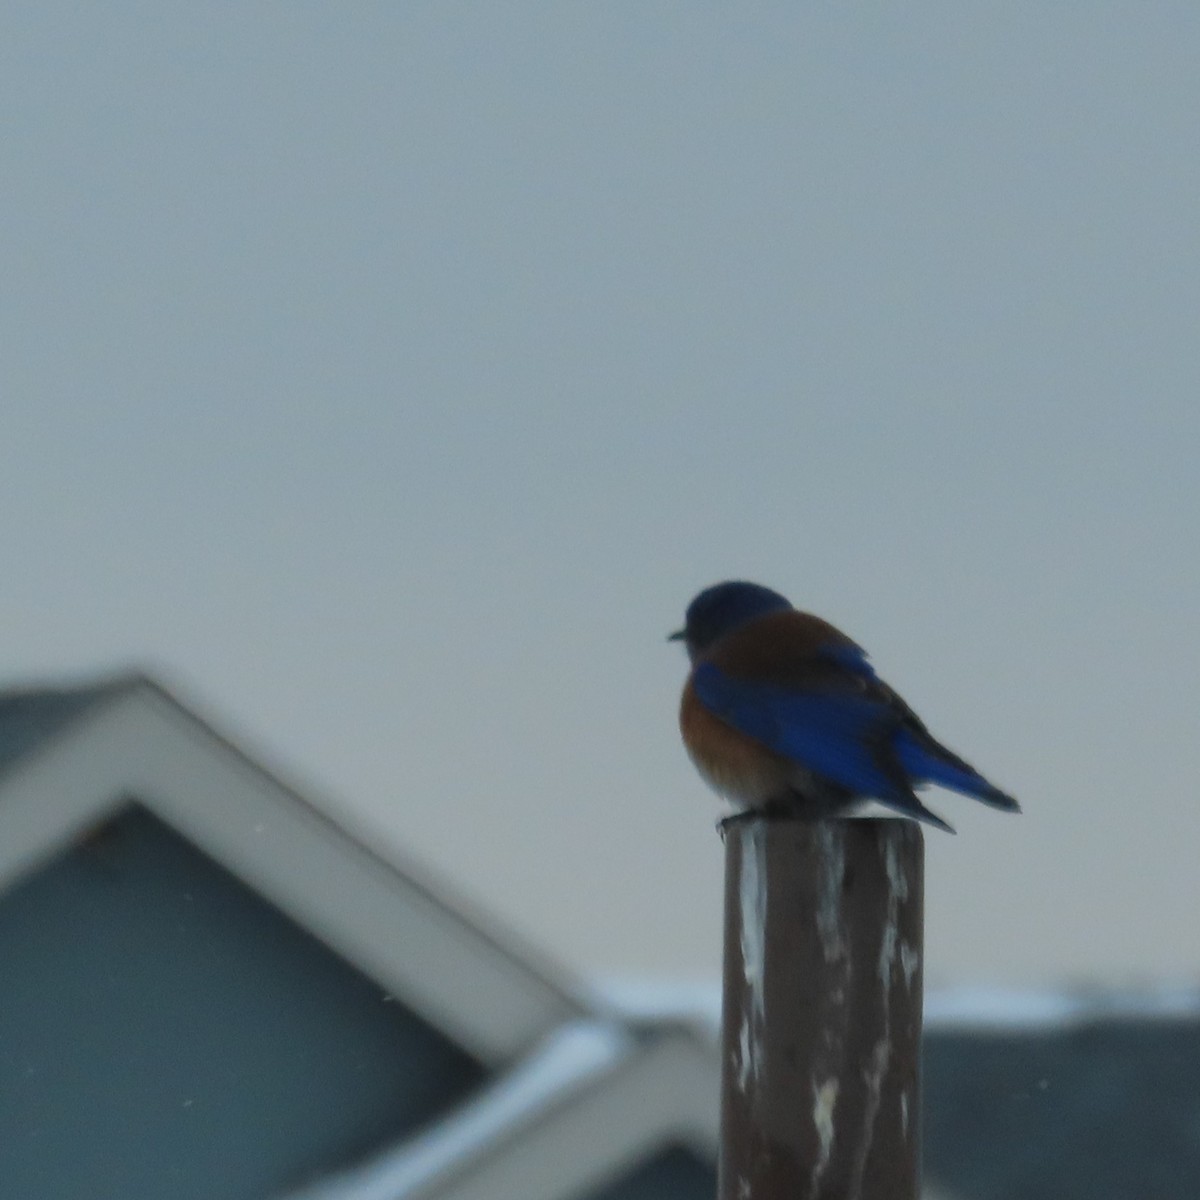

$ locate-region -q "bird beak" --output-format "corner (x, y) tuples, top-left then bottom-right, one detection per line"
(667, 629), (686, 643)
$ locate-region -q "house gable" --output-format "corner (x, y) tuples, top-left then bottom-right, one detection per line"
(0, 674), (599, 1198)
(0, 676), (584, 1065)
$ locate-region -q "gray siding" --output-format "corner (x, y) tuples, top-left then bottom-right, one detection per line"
(0, 805), (486, 1200)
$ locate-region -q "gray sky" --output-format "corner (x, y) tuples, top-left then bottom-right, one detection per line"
(4, 5), (1198, 989)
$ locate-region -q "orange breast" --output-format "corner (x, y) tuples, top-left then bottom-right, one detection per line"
(679, 679), (793, 806)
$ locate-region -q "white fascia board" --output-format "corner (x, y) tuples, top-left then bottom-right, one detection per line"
(412, 1028), (719, 1200)
(0, 682), (583, 1063)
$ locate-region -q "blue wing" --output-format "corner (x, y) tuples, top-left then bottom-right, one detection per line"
(693, 657), (1017, 823)
(691, 661), (903, 801)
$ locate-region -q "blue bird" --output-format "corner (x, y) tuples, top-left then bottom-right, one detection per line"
(670, 581), (1018, 832)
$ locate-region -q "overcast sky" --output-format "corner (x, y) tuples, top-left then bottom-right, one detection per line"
(3, 5), (1198, 989)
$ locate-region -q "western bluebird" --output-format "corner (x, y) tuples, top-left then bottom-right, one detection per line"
(671, 581), (1018, 832)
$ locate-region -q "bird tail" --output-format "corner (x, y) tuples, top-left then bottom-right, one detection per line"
(895, 730), (1020, 812)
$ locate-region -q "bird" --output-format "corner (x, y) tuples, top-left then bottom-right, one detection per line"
(670, 581), (1019, 832)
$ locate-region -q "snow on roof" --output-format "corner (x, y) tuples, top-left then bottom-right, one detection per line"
(595, 978), (1200, 1032)
(923, 982), (1200, 1029)
(282, 1020), (633, 1200)
(592, 978), (722, 1033)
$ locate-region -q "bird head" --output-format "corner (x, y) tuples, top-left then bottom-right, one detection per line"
(669, 581), (793, 661)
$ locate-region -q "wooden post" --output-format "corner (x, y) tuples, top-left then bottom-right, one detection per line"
(719, 818), (924, 1200)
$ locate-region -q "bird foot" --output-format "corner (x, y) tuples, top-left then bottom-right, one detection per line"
(716, 800), (800, 839)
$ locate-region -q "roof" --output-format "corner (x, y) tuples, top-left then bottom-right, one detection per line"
(283, 1019), (719, 1200)
(0, 672), (585, 1063)
(924, 989), (1200, 1200)
(286, 983), (1200, 1200)
(598, 981), (1200, 1200)
(282, 1020), (634, 1199)
(0, 673), (720, 1200)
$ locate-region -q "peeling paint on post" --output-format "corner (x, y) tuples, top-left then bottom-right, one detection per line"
(718, 818), (923, 1200)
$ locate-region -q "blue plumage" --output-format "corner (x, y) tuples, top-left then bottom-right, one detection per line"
(673, 581), (1019, 832)
(693, 664), (896, 799)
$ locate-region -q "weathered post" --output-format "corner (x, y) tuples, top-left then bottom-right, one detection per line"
(719, 817), (923, 1200)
